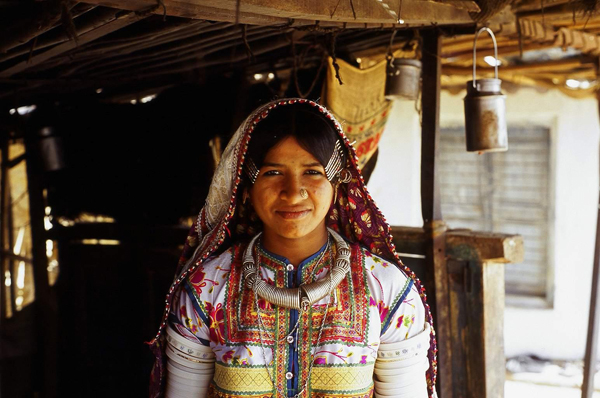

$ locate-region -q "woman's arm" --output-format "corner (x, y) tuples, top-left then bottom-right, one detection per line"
(164, 280), (216, 397)
(374, 322), (431, 398)
(165, 323), (215, 397)
(371, 256), (431, 398)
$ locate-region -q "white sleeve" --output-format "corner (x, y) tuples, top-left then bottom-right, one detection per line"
(374, 323), (431, 398)
(165, 324), (215, 397)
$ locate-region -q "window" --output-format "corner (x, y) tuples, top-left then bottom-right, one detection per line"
(439, 126), (553, 305)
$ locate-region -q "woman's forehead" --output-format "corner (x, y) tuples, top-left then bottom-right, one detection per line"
(262, 136), (321, 165)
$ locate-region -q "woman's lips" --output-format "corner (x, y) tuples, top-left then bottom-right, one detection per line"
(275, 209), (311, 219)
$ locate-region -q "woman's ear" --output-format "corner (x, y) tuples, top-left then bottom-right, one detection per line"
(333, 183), (339, 204)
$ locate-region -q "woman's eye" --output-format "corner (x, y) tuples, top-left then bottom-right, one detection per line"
(262, 170), (281, 176)
(305, 169), (324, 176)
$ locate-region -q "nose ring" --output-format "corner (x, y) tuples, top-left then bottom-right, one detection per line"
(300, 188), (308, 199)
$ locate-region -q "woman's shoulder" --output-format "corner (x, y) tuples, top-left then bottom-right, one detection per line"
(352, 243), (409, 278)
(181, 244), (248, 302)
(185, 244), (242, 284)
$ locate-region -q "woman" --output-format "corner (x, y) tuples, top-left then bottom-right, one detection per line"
(149, 99), (437, 398)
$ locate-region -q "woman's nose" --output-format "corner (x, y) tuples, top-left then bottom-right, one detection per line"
(280, 176), (303, 202)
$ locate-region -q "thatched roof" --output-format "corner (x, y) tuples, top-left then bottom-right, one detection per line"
(0, 0), (598, 105)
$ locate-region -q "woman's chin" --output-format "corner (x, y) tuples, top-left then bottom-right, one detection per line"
(266, 224), (325, 241)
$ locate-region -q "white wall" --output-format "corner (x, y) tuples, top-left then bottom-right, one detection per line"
(368, 88), (600, 360)
(368, 100), (422, 227)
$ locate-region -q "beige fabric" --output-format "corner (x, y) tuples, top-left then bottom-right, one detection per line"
(322, 57), (393, 169)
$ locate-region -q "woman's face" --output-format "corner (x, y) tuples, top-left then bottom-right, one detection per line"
(249, 136), (334, 242)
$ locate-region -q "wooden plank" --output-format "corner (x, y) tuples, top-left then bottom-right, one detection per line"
(443, 59), (595, 75)
(421, 29), (443, 225)
(512, 0), (571, 12)
(443, 42), (559, 63)
(0, 11), (147, 78)
(446, 230), (524, 263)
(79, 0), (475, 26)
(24, 128), (58, 397)
(447, 259), (505, 398)
(0, 134), (9, 319)
(46, 223), (189, 246)
(481, 261), (505, 397)
(0, 1), (65, 54)
(390, 225), (428, 255)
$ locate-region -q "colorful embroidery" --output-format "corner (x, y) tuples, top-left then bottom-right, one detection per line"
(171, 240), (422, 397)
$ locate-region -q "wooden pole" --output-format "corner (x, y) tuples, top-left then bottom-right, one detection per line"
(581, 90), (600, 398)
(0, 132), (9, 319)
(421, 28), (451, 398)
(24, 126), (58, 398)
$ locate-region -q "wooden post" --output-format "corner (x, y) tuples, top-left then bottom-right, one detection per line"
(0, 132), (9, 319)
(24, 126), (58, 398)
(421, 28), (451, 398)
(581, 91), (600, 398)
(391, 226), (522, 398)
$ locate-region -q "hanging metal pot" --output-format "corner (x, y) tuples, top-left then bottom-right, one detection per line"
(37, 126), (65, 172)
(464, 27), (508, 153)
(385, 57), (422, 101)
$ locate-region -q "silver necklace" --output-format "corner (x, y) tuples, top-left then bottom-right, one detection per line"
(243, 228), (351, 311)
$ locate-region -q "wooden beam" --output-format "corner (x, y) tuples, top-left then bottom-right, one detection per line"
(390, 226), (428, 255)
(46, 223), (190, 247)
(442, 37), (518, 56)
(443, 42), (559, 63)
(516, 3), (595, 21)
(421, 29), (443, 225)
(0, 10), (147, 78)
(446, 230), (524, 263)
(448, 259), (505, 398)
(390, 227), (524, 261)
(80, 0), (474, 26)
(0, 132), (10, 319)
(25, 126), (58, 397)
(512, 0), (571, 12)
(446, 231), (520, 398)
(443, 59), (596, 75)
(421, 28), (452, 398)
(0, 1), (66, 54)
(390, 226), (523, 398)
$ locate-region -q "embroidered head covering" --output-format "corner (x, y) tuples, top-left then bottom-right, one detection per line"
(148, 98), (437, 398)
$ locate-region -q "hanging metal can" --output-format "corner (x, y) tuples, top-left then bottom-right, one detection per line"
(385, 58), (422, 101)
(464, 27), (508, 153)
(37, 126), (66, 172)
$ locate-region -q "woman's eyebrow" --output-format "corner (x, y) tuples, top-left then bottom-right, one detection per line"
(261, 162), (322, 167)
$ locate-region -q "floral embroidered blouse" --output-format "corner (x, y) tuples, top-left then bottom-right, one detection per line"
(169, 239), (425, 398)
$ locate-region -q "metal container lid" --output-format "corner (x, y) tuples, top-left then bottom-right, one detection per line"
(390, 58), (422, 68)
(466, 78), (503, 95)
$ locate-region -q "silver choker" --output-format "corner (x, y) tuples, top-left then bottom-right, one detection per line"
(242, 228), (351, 311)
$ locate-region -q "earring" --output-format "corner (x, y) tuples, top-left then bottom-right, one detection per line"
(333, 184), (339, 204)
(300, 188), (308, 199)
(243, 189), (249, 204)
(339, 169), (352, 184)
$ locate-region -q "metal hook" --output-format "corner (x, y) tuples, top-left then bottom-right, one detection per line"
(387, 29), (398, 63)
(472, 27), (499, 88)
